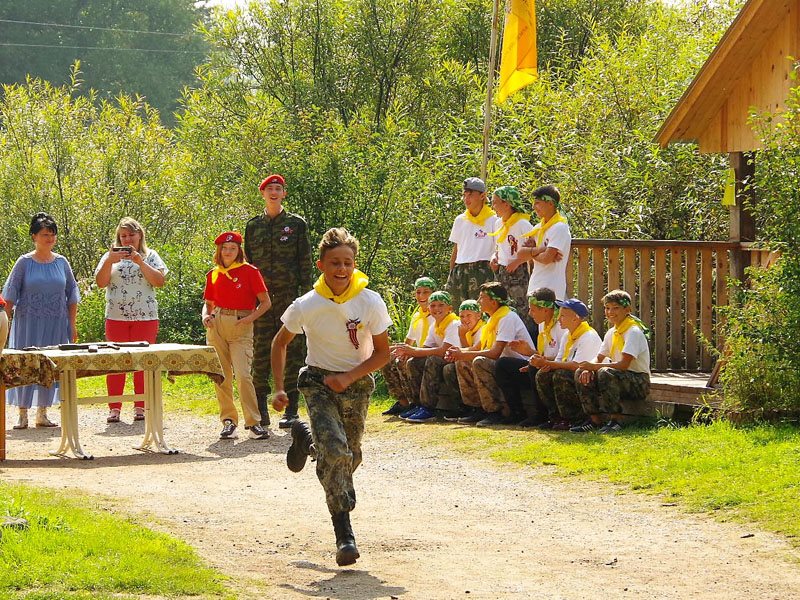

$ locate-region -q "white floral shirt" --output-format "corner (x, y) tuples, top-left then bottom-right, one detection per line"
(94, 249), (168, 321)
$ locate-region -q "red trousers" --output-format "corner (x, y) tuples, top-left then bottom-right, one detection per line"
(105, 319), (159, 409)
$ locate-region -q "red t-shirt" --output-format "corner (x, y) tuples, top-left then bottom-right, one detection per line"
(204, 264), (268, 310)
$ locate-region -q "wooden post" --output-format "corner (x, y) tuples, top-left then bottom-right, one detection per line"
(481, 0), (503, 180)
(729, 151), (756, 281)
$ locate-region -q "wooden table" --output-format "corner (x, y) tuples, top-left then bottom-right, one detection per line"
(1, 343), (223, 460)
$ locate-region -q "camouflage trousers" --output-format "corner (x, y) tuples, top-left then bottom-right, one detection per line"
(382, 356), (424, 405)
(497, 264), (535, 334)
(252, 310), (305, 420)
(455, 356), (506, 413)
(576, 367), (650, 415)
(297, 365), (374, 516)
(419, 355), (462, 412)
(446, 261), (495, 310)
(535, 368), (585, 423)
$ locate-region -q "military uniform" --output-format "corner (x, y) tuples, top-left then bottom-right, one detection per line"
(446, 262), (495, 310)
(497, 264), (534, 333)
(535, 368), (585, 423)
(576, 367), (650, 415)
(245, 209), (313, 424)
(419, 355), (462, 412)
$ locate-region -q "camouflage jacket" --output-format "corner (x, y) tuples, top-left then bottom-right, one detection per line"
(244, 209), (313, 313)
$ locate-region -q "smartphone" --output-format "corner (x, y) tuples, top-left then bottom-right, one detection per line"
(112, 246), (133, 253)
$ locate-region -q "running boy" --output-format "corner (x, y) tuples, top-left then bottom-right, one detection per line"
(271, 228), (391, 567)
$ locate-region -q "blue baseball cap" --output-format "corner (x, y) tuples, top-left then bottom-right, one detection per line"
(555, 298), (589, 319)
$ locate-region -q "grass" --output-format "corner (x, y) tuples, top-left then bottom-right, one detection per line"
(370, 395), (800, 547)
(0, 483), (228, 599)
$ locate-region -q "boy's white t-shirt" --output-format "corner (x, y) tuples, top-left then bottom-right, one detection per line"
(492, 310), (535, 360)
(449, 213), (500, 264)
(554, 326), (603, 363)
(282, 288), (392, 372)
(526, 220), (571, 299)
(423, 319), (461, 348)
(496, 218), (535, 266)
(537, 320), (565, 360)
(599, 325), (651, 374)
(405, 312), (435, 345)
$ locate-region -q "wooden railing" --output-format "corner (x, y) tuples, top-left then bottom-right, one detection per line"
(564, 240), (779, 372)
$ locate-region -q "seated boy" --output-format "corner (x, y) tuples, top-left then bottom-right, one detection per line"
(574, 289), (651, 433)
(391, 291), (461, 423)
(495, 287), (563, 426)
(382, 276), (435, 415)
(446, 282), (534, 427)
(531, 298), (602, 430)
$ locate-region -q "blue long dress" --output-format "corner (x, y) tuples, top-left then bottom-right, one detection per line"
(2, 253), (80, 408)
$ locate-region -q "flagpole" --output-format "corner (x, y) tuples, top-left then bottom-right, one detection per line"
(482, 0), (503, 180)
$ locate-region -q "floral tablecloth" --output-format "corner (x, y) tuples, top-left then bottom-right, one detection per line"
(0, 344), (224, 388)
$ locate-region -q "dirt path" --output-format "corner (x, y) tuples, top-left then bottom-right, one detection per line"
(2, 407), (799, 600)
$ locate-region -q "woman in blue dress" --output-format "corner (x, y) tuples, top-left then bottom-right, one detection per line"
(2, 212), (80, 429)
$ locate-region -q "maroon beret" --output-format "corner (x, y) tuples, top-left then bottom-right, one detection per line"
(259, 174), (286, 190)
(214, 231), (243, 245)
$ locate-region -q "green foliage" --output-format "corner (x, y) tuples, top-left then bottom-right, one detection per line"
(0, 483), (227, 597)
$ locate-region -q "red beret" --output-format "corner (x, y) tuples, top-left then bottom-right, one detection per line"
(259, 174), (286, 190)
(214, 231), (243, 245)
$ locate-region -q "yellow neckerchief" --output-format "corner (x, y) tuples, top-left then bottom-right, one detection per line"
(465, 321), (483, 346)
(433, 312), (459, 340)
(522, 211), (568, 247)
(313, 269), (369, 304)
(410, 306), (431, 347)
(211, 261), (245, 284)
(560, 321), (593, 362)
(489, 211), (531, 244)
(480, 305), (511, 350)
(610, 314), (640, 359)
(463, 203), (496, 227)
(537, 314), (558, 355)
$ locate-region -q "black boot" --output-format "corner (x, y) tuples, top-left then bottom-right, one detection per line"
(331, 512), (359, 566)
(256, 393), (270, 427)
(278, 390), (300, 429)
(286, 420), (314, 473)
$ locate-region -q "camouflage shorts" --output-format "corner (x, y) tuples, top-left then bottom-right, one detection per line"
(576, 367), (650, 415)
(446, 261), (496, 309)
(297, 366), (375, 515)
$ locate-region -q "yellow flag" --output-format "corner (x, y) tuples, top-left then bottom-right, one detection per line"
(722, 168), (736, 206)
(496, 0), (538, 104)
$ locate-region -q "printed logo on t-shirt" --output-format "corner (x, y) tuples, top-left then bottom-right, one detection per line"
(508, 234), (518, 256)
(474, 230), (487, 239)
(346, 318), (361, 349)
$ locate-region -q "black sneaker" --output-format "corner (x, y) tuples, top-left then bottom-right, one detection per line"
(220, 419), (237, 439)
(569, 419), (597, 433)
(476, 412), (513, 427)
(517, 416), (548, 428)
(457, 409), (487, 424)
(278, 413), (298, 429)
(381, 401), (405, 416)
(247, 423), (270, 439)
(598, 419), (623, 434)
(443, 407), (472, 422)
(535, 420), (555, 430)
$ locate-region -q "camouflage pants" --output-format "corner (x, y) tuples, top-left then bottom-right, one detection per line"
(382, 358), (413, 405)
(535, 368), (585, 422)
(297, 366), (374, 516)
(497, 264), (535, 334)
(455, 356), (506, 413)
(419, 355), (462, 411)
(576, 367), (650, 415)
(252, 309), (305, 417)
(446, 261), (495, 310)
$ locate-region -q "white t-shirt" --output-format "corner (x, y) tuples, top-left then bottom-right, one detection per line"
(494, 310), (535, 360)
(496, 218), (535, 266)
(95, 249), (168, 321)
(599, 325), (651, 374)
(282, 288), (392, 372)
(554, 326), (602, 363)
(537, 320), (565, 360)
(423, 319), (461, 348)
(449, 213), (500, 264)
(526, 220), (571, 299)
(406, 312), (435, 345)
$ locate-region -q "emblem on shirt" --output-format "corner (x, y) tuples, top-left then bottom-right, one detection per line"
(345, 318), (361, 349)
(280, 226), (294, 242)
(475, 230), (487, 239)
(508, 234), (518, 256)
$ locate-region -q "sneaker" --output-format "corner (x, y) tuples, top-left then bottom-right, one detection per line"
(247, 423), (270, 439)
(399, 405), (420, 419)
(443, 407), (472, 422)
(457, 409), (487, 424)
(405, 407), (436, 423)
(551, 419), (572, 431)
(476, 412), (513, 427)
(598, 419), (623, 434)
(381, 401), (405, 416)
(278, 413), (298, 429)
(220, 419), (237, 439)
(569, 419), (597, 433)
(517, 416), (548, 428)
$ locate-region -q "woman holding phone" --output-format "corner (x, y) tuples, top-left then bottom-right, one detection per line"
(94, 217), (168, 423)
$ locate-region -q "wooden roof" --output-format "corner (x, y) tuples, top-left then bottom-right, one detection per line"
(656, 0), (799, 153)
